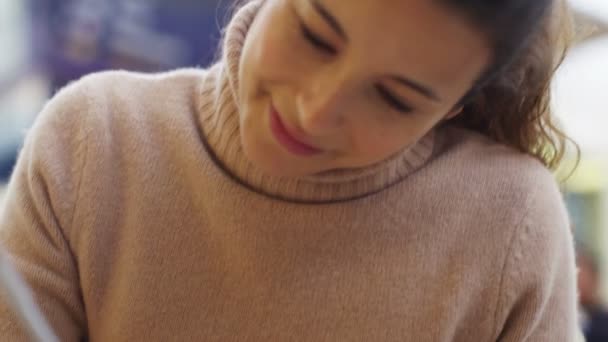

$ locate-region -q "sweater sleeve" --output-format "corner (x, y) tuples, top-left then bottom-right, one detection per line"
(493, 174), (579, 341)
(0, 79), (92, 341)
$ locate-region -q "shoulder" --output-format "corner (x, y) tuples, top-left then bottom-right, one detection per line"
(69, 68), (208, 121)
(430, 125), (565, 223)
(437, 125), (555, 187)
(34, 68), (208, 133)
(78, 68), (208, 97)
(43, 68), (217, 156)
(431, 126), (572, 277)
(26, 68), (211, 169)
(20, 68), (214, 229)
(25, 66), (213, 193)
(434, 128), (578, 339)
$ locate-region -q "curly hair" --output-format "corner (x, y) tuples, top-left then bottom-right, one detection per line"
(446, 0), (577, 170)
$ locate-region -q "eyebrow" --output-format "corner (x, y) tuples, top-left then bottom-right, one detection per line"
(311, 0), (347, 41)
(311, 0), (441, 102)
(391, 76), (441, 102)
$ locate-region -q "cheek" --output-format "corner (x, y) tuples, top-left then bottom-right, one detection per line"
(350, 124), (418, 161)
(240, 22), (292, 105)
(347, 115), (439, 163)
(245, 11), (301, 82)
(254, 36), (290, 76)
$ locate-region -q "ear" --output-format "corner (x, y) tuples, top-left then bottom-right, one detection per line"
(444, 106), (463, 121)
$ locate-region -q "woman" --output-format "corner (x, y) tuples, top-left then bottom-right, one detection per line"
(0, 0), (579, 340)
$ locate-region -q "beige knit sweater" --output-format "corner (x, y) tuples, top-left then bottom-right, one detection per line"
(0, 1), (578, 341)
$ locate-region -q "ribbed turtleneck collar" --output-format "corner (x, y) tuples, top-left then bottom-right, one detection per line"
(197, 0), (437, 204)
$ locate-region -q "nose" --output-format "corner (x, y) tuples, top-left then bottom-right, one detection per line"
(296, 75), (349, 135)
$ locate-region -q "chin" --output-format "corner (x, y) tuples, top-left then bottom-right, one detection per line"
(240, 136), (314, 178)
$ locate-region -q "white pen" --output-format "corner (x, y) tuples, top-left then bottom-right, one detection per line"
(0, 250), (59, 342)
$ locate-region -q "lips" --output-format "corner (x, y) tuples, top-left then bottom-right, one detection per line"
(269, 106), (322, 156)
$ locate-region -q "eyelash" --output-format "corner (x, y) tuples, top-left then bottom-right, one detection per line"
(300, 23), (337, 55)
(376, 85), (414, 114)
(299, 22), (413, 115)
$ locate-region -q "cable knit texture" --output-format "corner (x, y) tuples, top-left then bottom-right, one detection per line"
(0, 1), (578, 341)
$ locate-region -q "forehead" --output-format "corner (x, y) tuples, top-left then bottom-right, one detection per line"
(303, 0), (491, 97)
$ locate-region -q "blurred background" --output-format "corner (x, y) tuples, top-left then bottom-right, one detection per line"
(0, 0), (607, 336)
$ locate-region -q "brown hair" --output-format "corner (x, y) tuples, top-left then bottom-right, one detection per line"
(448, 0), (578, 170)
(230, 0), (578, 170)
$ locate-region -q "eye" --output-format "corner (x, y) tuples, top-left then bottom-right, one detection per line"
(300, 22), (337, 55)
(376, 85), (414, 114)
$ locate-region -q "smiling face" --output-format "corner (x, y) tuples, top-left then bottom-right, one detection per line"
(238, 0), (491, 177)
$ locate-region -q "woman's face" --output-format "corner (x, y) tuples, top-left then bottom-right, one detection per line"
(239, 0), (490, 177)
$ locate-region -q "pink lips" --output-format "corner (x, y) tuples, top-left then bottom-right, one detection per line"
(269, 106), (322, 156)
